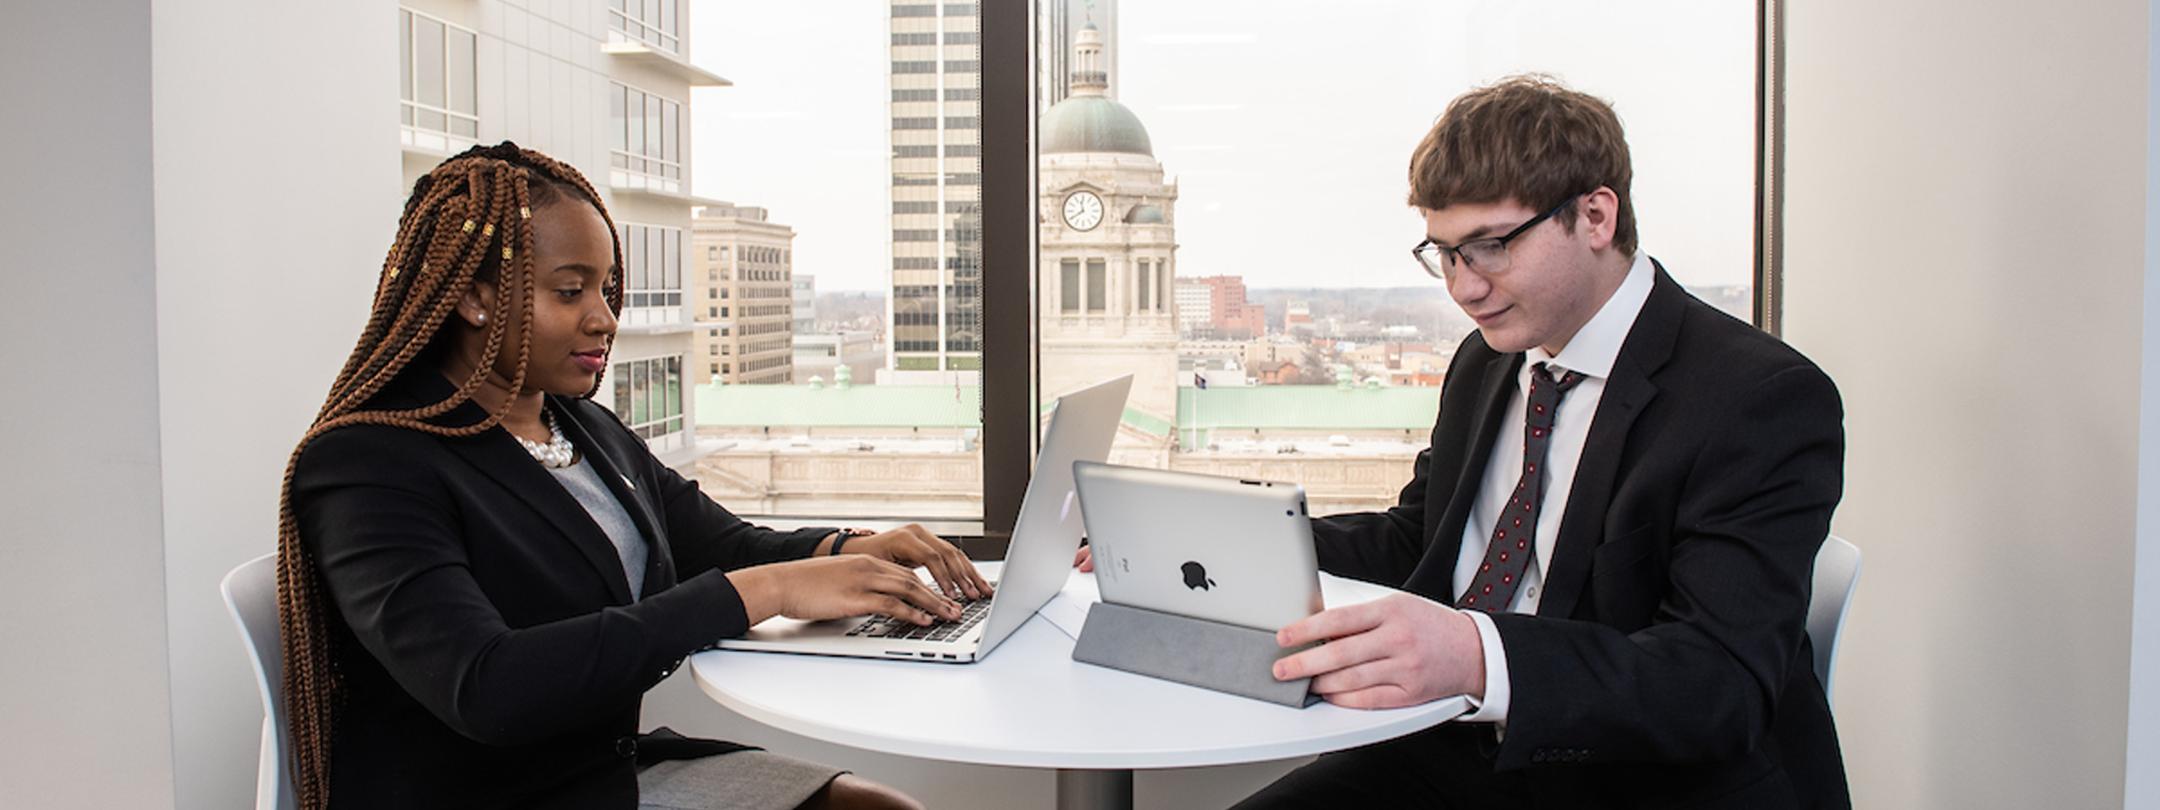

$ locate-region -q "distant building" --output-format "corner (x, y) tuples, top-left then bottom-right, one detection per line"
(1186, 275), (1265, 339)
(793, 274), (817, 334)
(1174, 280), (1213, 334)
(886, 0), (982, 379)
(1251, 359), (1302, 385)
(692, 203), (795, 384)
(1039, 21), (1179, 421)
(1284, 300), (1315, 334)
(1042, 0), (1119, 106)
(793, 329), (883, 385)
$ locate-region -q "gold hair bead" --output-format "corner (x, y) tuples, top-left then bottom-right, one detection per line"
(461, 220), (476, 233)
(387, 267), (399, 280)
(482, 223), (495, 237)
(502, 247), (514, 260)
(519, 206), (531, 220)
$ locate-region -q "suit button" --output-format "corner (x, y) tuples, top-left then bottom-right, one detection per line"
(615, 736), (638, 759)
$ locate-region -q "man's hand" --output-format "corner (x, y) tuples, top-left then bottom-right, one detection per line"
(838, 524), (994, 601)
(1271, 593), (1486, 710)
(1073, 544), (1094, 573)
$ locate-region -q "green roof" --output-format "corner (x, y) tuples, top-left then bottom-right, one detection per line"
(1040, 95), (1154, 156)
(696, 383), (1439, 433)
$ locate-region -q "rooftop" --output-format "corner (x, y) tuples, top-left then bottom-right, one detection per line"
(694, 383), (1443, 432)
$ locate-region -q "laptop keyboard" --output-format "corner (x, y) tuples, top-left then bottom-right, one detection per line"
(848, 596), (994, 643)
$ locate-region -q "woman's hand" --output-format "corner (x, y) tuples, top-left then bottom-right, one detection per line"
(729, 555), (963, 627)
(838, 524), (994, 601)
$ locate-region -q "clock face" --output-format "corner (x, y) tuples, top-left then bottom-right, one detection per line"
(1062, 191), (1104, 231)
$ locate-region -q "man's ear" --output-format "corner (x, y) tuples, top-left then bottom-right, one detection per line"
(1572, 187), (1621, 251)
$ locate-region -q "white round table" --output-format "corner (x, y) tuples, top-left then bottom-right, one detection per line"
(689, 563), (1467, 810)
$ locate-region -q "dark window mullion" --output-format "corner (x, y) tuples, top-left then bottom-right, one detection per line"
(977, 0), (1031, 559)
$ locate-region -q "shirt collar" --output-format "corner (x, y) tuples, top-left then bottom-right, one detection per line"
(1525, 251), (1655, 380)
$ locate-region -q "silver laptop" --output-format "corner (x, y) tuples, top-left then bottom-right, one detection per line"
(716, 375), (1133, 663)
(1073, 463), (1324, 632)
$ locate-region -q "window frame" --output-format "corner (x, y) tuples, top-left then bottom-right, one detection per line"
(607, 0), (682, 55)
(971, 0), (1781, 557)
(612, 353), (688, 450)
(609, 81), (685, 192)
(398, 7), (479, 153)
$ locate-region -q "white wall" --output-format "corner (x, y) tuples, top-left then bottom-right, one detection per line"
(2129, 2), (2160, 806)
(1784, 1), (2145, 807)
(0, 2), (176, 807)
(150, 0), (401, 807)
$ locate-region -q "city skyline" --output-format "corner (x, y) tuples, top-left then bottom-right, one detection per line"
(689, 1), (1754, 295)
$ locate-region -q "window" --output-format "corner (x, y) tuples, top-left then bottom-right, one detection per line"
(1085, 259), (1105, 313)
(619, 223), (683, 326)
(1031, 0), (1758, 513)
(398, 9), (477, 153)
(612, 355), (685, 447)
(1060, 259), (1079, 314)
(1136, 260), (1152, 312)
(608, 0), (680, 54)
(610, 82), (682, 192)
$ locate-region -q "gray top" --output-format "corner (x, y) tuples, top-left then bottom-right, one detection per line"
(549, 454), (649, 600)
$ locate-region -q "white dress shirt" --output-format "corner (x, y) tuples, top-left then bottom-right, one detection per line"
(1455, 251), (1655, 724)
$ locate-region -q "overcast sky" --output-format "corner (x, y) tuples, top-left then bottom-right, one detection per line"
(689, 1), (1754, 294)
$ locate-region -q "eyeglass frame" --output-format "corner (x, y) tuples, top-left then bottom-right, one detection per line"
(1411, 195), (1581, 281)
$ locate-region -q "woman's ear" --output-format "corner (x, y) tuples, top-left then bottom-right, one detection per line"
(457, 284), (497, 328)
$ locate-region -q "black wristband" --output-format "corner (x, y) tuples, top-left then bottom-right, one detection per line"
(828, 528), (869, 556)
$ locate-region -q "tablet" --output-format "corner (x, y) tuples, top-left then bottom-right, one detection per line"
(1072, 462), (1324, 632)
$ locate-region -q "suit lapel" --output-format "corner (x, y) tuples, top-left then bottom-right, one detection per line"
(440, 417), (636, 604)
(1407, 350), (1521, 604)
(1537, 264), (1686, 618)
(385, 372), (636, 605)
(548, 398), (674, 597)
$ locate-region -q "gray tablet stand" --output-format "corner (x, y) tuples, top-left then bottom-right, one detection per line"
(1070, 601), (1319, 708)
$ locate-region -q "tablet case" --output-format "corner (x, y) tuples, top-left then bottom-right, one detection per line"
(1070, 601), (1318, 708)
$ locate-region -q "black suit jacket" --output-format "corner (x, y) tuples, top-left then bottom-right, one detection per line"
(1312, 266), (1849, 809)
(292, 371), (834, 810)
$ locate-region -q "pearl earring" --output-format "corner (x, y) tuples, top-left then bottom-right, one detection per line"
(476, 313), (488, 324)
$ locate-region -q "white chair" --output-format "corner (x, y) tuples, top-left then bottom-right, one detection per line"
(221, 552), (296, 810)
(1806, 535), (1862, 706)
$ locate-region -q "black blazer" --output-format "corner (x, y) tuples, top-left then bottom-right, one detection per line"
(1312, 266), (1849, 809)
(292, 371), (834, 810)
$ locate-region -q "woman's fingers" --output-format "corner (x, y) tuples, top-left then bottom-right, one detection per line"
(875, 566), (961, 622)
(906, 524), (988, 600)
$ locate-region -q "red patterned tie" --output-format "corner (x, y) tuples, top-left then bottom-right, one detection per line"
(1460, 362), (1585, 610)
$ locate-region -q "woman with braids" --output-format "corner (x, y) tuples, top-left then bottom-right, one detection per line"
(279, 143), (988, 810)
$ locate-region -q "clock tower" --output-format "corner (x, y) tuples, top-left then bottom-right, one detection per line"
(1039, 21), (1179, 426)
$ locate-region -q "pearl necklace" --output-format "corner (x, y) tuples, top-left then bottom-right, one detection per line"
(514, 410), (577, 468)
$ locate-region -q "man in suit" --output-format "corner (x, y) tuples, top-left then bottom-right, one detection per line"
(1235, 76), (1849, 808)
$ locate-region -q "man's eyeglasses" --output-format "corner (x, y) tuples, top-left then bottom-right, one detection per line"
(1412, 197), (1577, 280)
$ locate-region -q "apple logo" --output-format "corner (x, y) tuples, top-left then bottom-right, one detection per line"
(1181, 561), (1216, 591)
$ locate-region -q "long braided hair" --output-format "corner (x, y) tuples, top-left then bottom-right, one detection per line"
(274, 143), (622, 810)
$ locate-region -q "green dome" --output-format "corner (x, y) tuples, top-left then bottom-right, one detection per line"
(1040, 95), (1153, 157)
